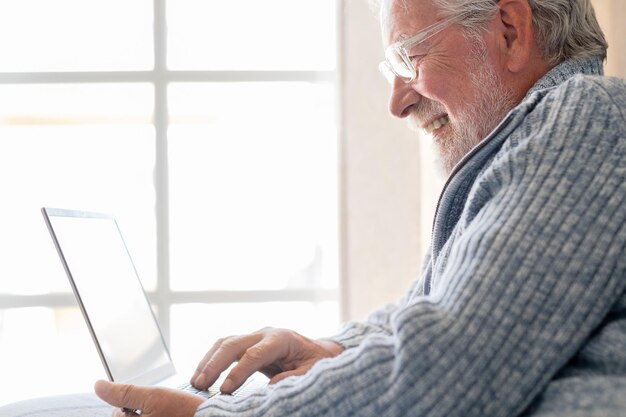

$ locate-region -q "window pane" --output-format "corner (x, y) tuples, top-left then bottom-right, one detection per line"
(0, 0), (153, 71)
(0, 307), (105, 406)
(167, 0), (336, 70)
(169, 302), (339, 374)
(168, 82), (338, 291)
(0, 84), (156, 294)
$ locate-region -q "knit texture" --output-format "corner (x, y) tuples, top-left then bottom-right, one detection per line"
(194, 56), (626, 417)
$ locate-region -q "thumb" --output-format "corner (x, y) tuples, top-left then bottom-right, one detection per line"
(95, 380), (146, 411)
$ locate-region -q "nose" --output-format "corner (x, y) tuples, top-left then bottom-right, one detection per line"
(388, 76), (421, 119)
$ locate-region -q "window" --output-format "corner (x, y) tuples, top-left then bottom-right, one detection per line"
(0, 0), (338, 404)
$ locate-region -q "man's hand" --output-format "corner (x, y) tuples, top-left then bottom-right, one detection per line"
(191, 327), (344, 394)
(95, 380), (205, 417)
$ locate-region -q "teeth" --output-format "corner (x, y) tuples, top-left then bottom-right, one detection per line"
(424, 115), (449, 134)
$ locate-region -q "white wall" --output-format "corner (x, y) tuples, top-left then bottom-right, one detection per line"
(339, 0), (626, 322)
(592, 0), (626, 79)
(339, 0), (429, 322)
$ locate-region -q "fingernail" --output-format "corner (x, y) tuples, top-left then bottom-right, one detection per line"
(195, 374), (206, 387)
(220, 378), (234, 393)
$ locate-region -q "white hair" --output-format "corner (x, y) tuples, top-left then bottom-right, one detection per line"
(376, 0), (608, 65)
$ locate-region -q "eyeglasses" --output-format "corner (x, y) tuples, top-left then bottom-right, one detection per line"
(379, 14), (465, 84)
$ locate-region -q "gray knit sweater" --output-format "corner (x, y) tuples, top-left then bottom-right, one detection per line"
(195, 56), (626, 417)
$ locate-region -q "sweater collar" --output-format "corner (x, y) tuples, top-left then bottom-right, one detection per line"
(527, 56), (604, 96)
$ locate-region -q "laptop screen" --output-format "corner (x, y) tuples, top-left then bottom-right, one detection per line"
(44, 210), (171, 383)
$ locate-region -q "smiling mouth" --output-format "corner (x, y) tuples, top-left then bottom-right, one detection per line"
(423, 114), (450, 134)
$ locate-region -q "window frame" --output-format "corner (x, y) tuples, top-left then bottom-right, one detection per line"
(0, 0), (338, 349)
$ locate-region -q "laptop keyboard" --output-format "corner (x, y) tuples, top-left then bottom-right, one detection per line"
(177, 383), (220, 399)
(177, 375), (267, 399)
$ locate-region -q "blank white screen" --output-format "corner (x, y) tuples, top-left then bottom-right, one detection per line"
(48, 214), (170, 382)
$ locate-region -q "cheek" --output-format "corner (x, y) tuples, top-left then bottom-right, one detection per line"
(413, 62), (447, 99)
(416, 59), (478, 115)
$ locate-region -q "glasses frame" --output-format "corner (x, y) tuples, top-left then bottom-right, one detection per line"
(379, 13), (466, 84)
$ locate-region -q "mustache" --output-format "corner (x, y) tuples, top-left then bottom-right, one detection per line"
(408, 98), (447, 126)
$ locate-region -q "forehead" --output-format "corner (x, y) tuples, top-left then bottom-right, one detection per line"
(381, 0), (439, 41)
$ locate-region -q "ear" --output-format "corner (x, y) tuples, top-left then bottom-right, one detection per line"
(496, 0), (535, 73)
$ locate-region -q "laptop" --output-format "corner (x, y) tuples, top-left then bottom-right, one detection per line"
(41, 207), (267, 399)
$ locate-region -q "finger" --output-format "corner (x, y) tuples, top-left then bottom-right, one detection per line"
(94, 380), (146, 412)
(220, 341), (284, 394)
(193, 333), (262, 390)
(190, 338), (224, 385)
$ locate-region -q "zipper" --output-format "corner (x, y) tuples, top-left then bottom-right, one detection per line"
(425, 112), (515, 293)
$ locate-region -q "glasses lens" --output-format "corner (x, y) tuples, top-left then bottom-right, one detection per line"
(385, 46), (414, 81)
(378, 61), (396, 84)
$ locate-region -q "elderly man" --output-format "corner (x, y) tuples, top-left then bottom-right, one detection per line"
(94, 0), (626, 416)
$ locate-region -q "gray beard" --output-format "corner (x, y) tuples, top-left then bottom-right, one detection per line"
(410, 43), (518, 175)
